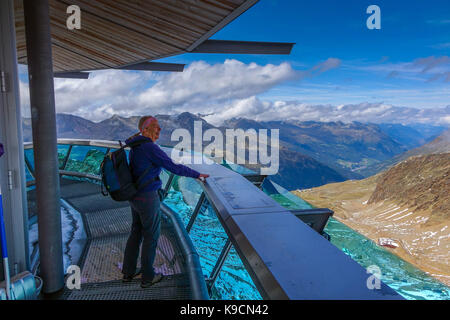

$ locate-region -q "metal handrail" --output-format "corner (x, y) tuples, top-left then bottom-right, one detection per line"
(24, 139), (123, 150)
(160, 204), (209, 300)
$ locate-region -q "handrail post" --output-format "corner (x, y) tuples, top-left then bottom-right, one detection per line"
(162, 173), (175, 199)
(60, 144), (73, 170)
(186, 192), (206, 233)
(206, 238), (232, 292)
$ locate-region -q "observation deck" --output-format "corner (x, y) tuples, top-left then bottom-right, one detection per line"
(21, 139), (402, 300)
(1, 0), (447, 301)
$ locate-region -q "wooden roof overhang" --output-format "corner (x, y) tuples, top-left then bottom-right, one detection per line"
(13, 0), (283, 73)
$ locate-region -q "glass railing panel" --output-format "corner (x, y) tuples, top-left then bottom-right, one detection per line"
(162, 174), (263, 300)
(188, 208), (228, 283)
(212, 246), (262, 300)
(160, 169), (170, 190)
(176, 176), (204, 210)
(164, 187), (194, 229)
(64, 145), (107, 175)
(222, 160), (257, 175)
(262, 179), (313, 210)
(325, 218), (450, 300)
(163, 176), (203, 228)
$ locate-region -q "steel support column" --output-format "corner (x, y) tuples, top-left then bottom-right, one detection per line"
(23, 0), (64, 293)
(0, 0), (30, 279)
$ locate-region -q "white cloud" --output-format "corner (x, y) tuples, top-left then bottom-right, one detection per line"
(19, 59), (300, 121)
(359, 56), (450, 83)
(137, 59), (298, 114)
(311, 58), (342, 73)
(203, 98), (450, 126)
(17, 58), (448, 126)
(53, 70), (152, 120)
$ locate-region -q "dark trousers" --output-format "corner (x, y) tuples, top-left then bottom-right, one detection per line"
(122, 191), (161, 281)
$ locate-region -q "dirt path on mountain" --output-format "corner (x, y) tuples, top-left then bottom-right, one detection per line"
(294, 175), (450, 286)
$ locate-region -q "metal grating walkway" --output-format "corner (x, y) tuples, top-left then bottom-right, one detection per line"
(61, 275), (191, 300)
(57, 178), (192, 300)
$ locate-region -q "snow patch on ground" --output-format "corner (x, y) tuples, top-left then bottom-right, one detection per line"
(385, 208), (409, 220)
(377, 206), (401, 218)
(28, 199), (86, 274)
(393, 211), (414, 221)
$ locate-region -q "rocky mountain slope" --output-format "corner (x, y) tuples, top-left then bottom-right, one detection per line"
(369, 153), (449, 225)
(360, 129), (450, 177)
(296, 151), (450, 285)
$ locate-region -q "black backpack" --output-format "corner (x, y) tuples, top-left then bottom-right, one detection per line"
(100, 140), (158, 201)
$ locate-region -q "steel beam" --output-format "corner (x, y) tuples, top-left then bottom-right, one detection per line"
(54, 72), (90, 79)
(191, 40), (295, 55)
(23, 0), (64, 294)
(117, 62), (185, 72)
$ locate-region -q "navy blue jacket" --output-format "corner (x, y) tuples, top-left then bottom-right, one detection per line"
(126, 135), (200, 193)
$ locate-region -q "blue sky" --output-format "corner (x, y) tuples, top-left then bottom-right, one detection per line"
(18, 1), (450, 124)
(156, 0), (450, 108)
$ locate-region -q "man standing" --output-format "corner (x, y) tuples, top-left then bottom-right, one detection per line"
(122, 116), (209, 288)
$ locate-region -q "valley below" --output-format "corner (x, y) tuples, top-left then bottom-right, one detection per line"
(295, 153), (450, 286)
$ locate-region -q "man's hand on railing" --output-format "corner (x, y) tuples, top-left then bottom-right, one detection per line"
(198, 173), (210, 183)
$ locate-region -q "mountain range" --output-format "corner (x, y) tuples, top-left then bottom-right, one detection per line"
(21, 112), (447, 190)
(360, 128), (450, 176)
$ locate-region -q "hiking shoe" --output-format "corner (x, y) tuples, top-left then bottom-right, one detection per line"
(122, 268), (142, 282)
(140, 273), (163, 288)
(122, 275), (134, 283)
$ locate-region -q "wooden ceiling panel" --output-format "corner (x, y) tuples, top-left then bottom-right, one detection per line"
(51, 44), (106, 71)
(64, 0), (204, 46)
(14, 0), (253, 72)
(49, 1), (177, 69)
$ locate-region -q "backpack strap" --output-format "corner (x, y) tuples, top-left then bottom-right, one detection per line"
(126, 139), (159, 190)
(135, 165), (158, 187)
(99, 158), (110, 197)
